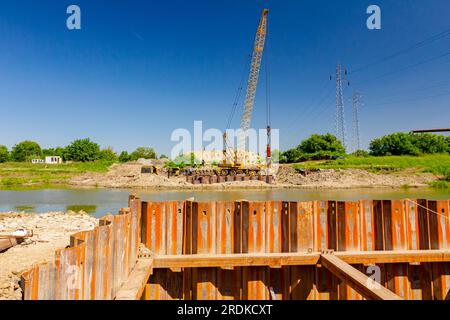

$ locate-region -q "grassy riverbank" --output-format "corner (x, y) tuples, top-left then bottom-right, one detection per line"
(293, 154), (450, 174)
(0, 161), (112, 189)
(293, 154), (450, 188)
(1, 155), (449, 190)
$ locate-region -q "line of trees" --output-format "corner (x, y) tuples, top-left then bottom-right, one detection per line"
(0, 138), (161, 163)
(281, 132), (450, 163)
(1, 132), (449, 165)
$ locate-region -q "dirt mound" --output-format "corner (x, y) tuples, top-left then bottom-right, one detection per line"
(69, 163), (189, 188)
(69, 163), (275, 189)
(70, 163), (437, 190)
(277, 164), (436, 188)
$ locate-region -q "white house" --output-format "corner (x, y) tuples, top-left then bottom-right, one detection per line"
(31, 159), (44, 164)
(45, 156), (62, 164)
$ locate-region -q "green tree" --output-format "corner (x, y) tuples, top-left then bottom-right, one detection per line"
(129, 147), (157, 160)
(370, 133), (419, 156)
(446, 136), (450, 154)
(271, 149), (281, 164)
(65, 138), (101, 162)
(118, 151), (131, 163)
(42, 147), (67, 160)
(410, 133), (449, 154)
(352, 149), (369, 157)
(0, 145), (9, 163)
(11, 141), (42, 162)
(298, 133), (346, 154)
(159, 154), (168, 159)
(281, 148), (302, 163)
(99, 147), (118, 162)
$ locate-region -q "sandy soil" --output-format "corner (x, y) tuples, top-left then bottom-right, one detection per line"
(68, 162), (437, 190)
(0, 211), (98, 300)
(276, 165), (437, 188)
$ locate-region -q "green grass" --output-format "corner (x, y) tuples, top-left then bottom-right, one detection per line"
(0, 161), (113, 189)
(292, 154), (450, 176)
(66, 205), (97, 214)
(429, 180), (450, 189)
(14, 205), (36, 212)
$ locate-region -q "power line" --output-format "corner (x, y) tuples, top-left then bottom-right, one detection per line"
(366, 78), (450, 101)
(350, 27), (450, 74)
(365, 89), (450, 108)
(354, 51), (450, 86)
(285, 80), (333, 131)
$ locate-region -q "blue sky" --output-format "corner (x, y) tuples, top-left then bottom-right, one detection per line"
(0, 0), (449, 155)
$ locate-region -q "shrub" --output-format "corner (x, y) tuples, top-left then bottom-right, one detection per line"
(369, 133), (419, 156)
(281, 148), (302, 163)
(11, 141), (42, 162)
(352, 149), (369, 157)
(410, 133), (448, 154)
(271, 149), (281, 163)
(370, 132), (449, 156)
(42, 147), (67, 160)
(99, 147), (118, 162)
(0, 145), (9, 163)
(118, 151), (131, 163)
(298, 133), (346, 154)
(281, 134), (346, 163)
(129, 147), (156, 160)
(446, 136), (450, 154)
(65, 138), (101, 162)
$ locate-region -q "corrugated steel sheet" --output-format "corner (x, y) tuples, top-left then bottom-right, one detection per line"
(21, 195), (142, 300)
(142, 199), (450, 300)
(21, 197), (450, 300)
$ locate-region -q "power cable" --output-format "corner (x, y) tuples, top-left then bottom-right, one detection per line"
(350, 27), (450, 74)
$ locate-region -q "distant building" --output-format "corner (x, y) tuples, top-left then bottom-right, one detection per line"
(31, 159), (44, 164)
(45, 156), (62, 164)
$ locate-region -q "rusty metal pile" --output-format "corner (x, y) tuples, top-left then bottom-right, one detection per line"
(186, 174), (274, 184)
(141, 199), (450, 300)
(20, 196), (141, 300)
(19, 196), (450, 300)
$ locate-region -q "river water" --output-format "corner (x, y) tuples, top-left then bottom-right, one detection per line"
(0, 187), (448, 217)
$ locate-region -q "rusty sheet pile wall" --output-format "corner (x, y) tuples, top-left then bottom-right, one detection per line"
(141, 199), (450, 300)
(21, 195), (142, 300)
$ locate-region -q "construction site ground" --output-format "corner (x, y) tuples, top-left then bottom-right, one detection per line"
(68, 162), (438, 190)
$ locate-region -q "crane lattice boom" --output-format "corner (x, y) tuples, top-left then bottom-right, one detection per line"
(237, 9), (268, 154)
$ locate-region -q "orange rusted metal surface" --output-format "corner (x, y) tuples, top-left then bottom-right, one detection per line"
(142, 199), (450, 300)
(20, 197), (450, 300)
(21, 195), (142, 300)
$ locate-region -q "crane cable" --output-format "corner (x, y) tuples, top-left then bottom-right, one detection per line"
(405, 198), (450, 222)
(226, 55), (252, 130)
(265, 19), (271, 129)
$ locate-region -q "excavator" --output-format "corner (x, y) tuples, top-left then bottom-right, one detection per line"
(216, 8), (271, 177)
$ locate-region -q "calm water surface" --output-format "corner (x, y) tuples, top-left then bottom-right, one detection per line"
(0, 187), (448, 217)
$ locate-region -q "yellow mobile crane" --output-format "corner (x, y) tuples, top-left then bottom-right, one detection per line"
(216, 8), (271, 177)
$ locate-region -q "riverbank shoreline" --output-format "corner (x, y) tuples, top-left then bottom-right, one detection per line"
(1, 160), (447, 191)
(67, 163), (439, 190)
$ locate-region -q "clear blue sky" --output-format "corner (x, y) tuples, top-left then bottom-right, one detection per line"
(0, 0), (449, 155)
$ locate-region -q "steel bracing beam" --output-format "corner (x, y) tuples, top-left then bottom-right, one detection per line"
(320, 254), (403, 300)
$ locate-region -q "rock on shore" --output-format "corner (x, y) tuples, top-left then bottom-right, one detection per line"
(0, 211), (98, 300)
